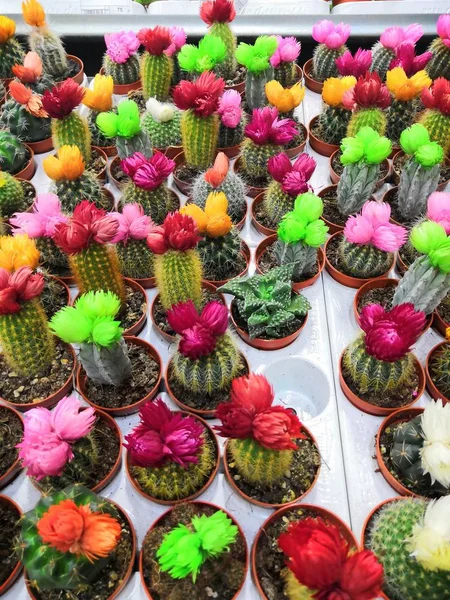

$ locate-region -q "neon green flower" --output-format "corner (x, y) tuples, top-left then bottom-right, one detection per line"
(415, 142), (444, 167)
(96, 100), (141, 139)
(400, 123), (430, 155)
(236, 36), (278, 73)
(340, 127), (391, 165)
(178, 35), (226, 74)
(278, 193), (328, 246)
(410, 221), (450, 273)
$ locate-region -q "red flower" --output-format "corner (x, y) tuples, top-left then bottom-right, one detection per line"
(173, 71), (225, 117)
(421, 77), (450, 116)
(215, 403), (253, 438)
(146, 225), (167, 253)
(147, 212), (200, 254)
(253, 406), (303, 450)
(360, 303), (426, 362)
(42, 78), (85, 119)
(245, 107), (298, 146)
(336, 48), (372, 79)
(167, 299), (200, 333)
(231, 373), (274, 414)
(122, 151), (175, 191)
(0, 267), (44, 315)
(268, 152), (316, 196)
(342, 72), (391, 110)
(200, 0), (236, 25)
(339, 550), (385, 600)
(137, 26), (172, 56)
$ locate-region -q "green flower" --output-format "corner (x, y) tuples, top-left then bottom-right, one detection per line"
(75, 290), (121, 320)
(96, 100), (141, 139)
(400, 123), (430, 156)
(278, 193), (327, 246)
(236, 36), (277, 73)
(49, 307), (92, 344)
(414, 142), (444, 167)
(91, 318), (123, 347)
(365, 135), (391, 164)
(294, 192), (324, 222)
(340, 136), (364, 165)
(410, 220), (450, 273)
(178, 35), (226, 74)
(341, 127), (391, 165)
(304, 220), (329, 247)
(278, 214), (309, 243)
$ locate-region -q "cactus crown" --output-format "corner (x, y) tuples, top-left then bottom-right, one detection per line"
(42, 79), (85, 120)
(340, 126), (392, 166)
(121, 150), (175, 191)
(145, 97), (178, 124)
(265, 80), (305, 114)
(10, 193), (66, 239)
(400, 123), (444, 167)
(178, 34), (226, 74)
(236, 36), (277, 73)
(245, 107), (298, 146)
(0, 233), (40, 271)
(277, 192), (328, 247)
(104, 30), (140, 64)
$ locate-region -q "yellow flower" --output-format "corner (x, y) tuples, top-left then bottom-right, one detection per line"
(0, 172), (6, 188)
(180, 204), (208, 233)
(322, 76), (356, 107)
(22, 0), (46, 28)
(181, 192), (232, 238)
(265, 80), (305, 113)
(446, 327), (450, 342)
(207, 213), (233, 237)
(82, 74), (114, 113)
(0, 16), (16, 44)
(386, 67), (431, 101)
(0, 235), (40, 271)
(43, 146), (85, 181)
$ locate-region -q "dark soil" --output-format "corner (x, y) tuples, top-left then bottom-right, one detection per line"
(86, 147), (107, 179)
(0, 343), (74, 405)
(0, 406), (22, 480)
(227, 434), (320, 505)
(321, 191), (346, 227)
(0, 499), (21, 587)
(436, 295), (450, 326)
(311, 119), (338, 147)
(55, 57), (80, 82)
(257, 241), (319, 282)
(393, 153), (450, 188)
(41, 274), (69, 320)
(254, 200), (277, 232)
(357, 285), (396, 314)
(41, 262), (72, 280)
(142, 503), (247, 600)
(241, 168), (268, 189)
(203, 251), (247, 282)
(98, 189), (115, 211)
(29, 508), (134, 600)
(127, 88), (146, 113)
(326, 233), (393, 279)
(225, 65), (245, 88)
(398, 242), (420, 271)
(284, 129), (306, 151)
(174, 164), (202, 187)
(111, 157), (129, 186)
(167, 356), (248, 412)
(20, 180), (36, 210)
(331, 152), (389, 182)
(121, 284), (147, 332)
(231, 300), (305, 340)
(82, 343), (160, 409)
(385, 189), (416, 228)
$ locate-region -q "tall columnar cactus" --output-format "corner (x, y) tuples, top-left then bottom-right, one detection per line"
(236, 36), (278, 111)
(392, 221), (450, 314)
(367, 497), (450, 599)
(178, 34), (226, 77)
(120, 151), (175, 224)
(270, 36), (301, 88)
(311, 20), (351, 82)
(396, 124), (444, 221)
(419, 78), (450, 154)
(81, 74), (114, 149)
(336, 127), (392, 218)
(147, 212), (202, 311)
(426, 15), (450, 81)
(102, 31), (140, 85)
(200, 0), (237, 81)
(43, 146), (103, 214)
(11, 51), (54, 94)
(0, 130), (28, 174)
(0, 171), (26, 218)
(20, 485), (122, 590)
(42, 79), (92, 164)
(0, 16), (24, 79)
(142, 98), (182, 149)
(173, 71), (225, 170)
(138, 26), (173, 102)
(217, 89), (246, 149)
(343, 303), (425, 397)
(429, 330), (450, 399)
(166, 27), (187, 86)
(318, 76), (355, 144)
(96, 100), (152, 159)
(125, 399), (216, 501)
(344, 73), (391, 137)
(371, 24), (423, 81)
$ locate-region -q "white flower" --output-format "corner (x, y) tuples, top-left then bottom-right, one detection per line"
(420, 399), (450, 488)
(145, 97), (176, 123)
(408, 496), (450, 572)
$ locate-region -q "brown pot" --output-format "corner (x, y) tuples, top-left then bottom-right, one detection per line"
(26, 136), (53, 155)
(318, 186), (345, 234)
(392, 150), (450, 191)
(285, 122), (308, 159)
(0, 92), (6, 108)
(303, 58), (323, 94)
(67, 54), (85, 85)
(92, 146), (108, 182)
(255, 235), (325, 290)
(126, 414), (220, 503)
(49, 275), (71, 307)
(426, 342), (450, 405)
(382, 186), (403, 226)
(205, 241), (250, 288)
(330, 150), (390, 187)
(154, 145), (183, 160)
(218, 143), (242, 159)
(432, 308), (448, 337)
(77, 336), (162, 417)
(339, 350), (425, 416)
(230, 298), (308, 350)
(109, 155), (128, 189)
(0, 495), (23, 595)
(308, 116), (339, 157)
(172, 151), (192, 196)
(15, 145), (36, 181)
(140, 501), (248, 600)
(99, 67), (141, 95)
(252, 503), (358, 600)
(325, 232), (395, 289)
(233, 156), (266, 198)
(0, 406), (23, 490)
(100, 144), (118, 158)
(250, 192), (275, 236)
(396, 251), (409, 275)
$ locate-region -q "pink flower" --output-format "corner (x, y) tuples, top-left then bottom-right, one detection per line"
(379, 24), (423, 49)
(109, 204), (154, 244)
(312, 20), (351, 49)
(120, 152), (148, 178)
(427, 191), (450, 234)
(200, 300), (229, 335)
(0, 267), (44, 315)
(389, 43), (432, 77)
(344, 214), (374, 245)
(245, 107), (297, 146)
(165, 26), (187, 57)
(122, 151), (175, 191)
(10, 194), (68, 239)
(105, 31), (140, 63)
(50, 396), (96, 443)
(437, 15), (450, 48)
(268, 152), (316, 196)
(344, 201), (407, 251)
(361, 200), (391, 227)
(336, 48), (372, 78)
(18, 434), (73, 480)
(270, 36), (301, 68)
(179, 324), (216, 359)
(218, 89), (242, 128)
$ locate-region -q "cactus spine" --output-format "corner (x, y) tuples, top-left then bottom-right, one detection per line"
(397, 158), (441, 221)
(154, 249), (202, 311)
(52, 112), (92, 164)
(246, 67), (273, 111)
(218, 114), (246, 148)
(241, 138), (278, 180)
(29, 30), (68, 80)
(263, 181), (295, 227)
(36, 237), (69, 270)
(229, 438), (293, 485)
(386, 100), (420, 145)
(338, 237), (393, 278)
(116, 238), (154, 279)
(347, 108), (387, 137)
(209, 22), (236, 80)
(102, 54), (140, 85)
(337, 163), (381, 216)
(274, 62), (297, 88)
(141, 111), (182, 149)
(181, 111), (219, 171)
(318, 106), (351, 145)
(429, 343), (450, 399)
(55, 173), (103, 214)
(0, 38), (24, 79)
(0, 172), (26, 217)
(141, 53), (173, 102)
(312, 45), (347, 82)
(0, 131), (28, 174)
(197, 228), (242, 281)
(0, 98), (51, 142)
(419, 109), (450, 155)
(191, 171), (246, 224)
(370, 43), (395, 81)
(121, 183), (173, 225)
(426, 38), (450, 81)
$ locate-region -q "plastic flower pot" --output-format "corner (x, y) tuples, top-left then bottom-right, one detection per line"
(303, 58), (323, 94)
(205, 241), (250, 288)
(396, 251), (409, 275)
(172, 151), (193, 196)
(392, 150), (450, 191)
(325, 232), (395, 289)
(382, 186), (403, 226)
(225, 79), (245, 94)
(92, 146), (108, 182)
(126, 414), (220, 504)
(318, 185), (345, 234)
(329, 149), (390, 188)
(250, 193), (276, 236)
(99, 144), (118, 158)
(99, 66), (141, 95)
(339, 350), (425, 417)
(308, 116), (339, 157)
(285, 122), (308, 159)
(255, 235), (325, 291)
(252, 503), (358, 600)
(49, 275), (71, 308)
(26, 136), (53, 155)
(15, 144), (36, 181)
(218, 142), (242, 159)
(139, 501), (248, 600)
(67, 54), (85, 85)
(109, 155), (128, 190)
(76, 336), (162, 417)
(0, 495), (23, 595)
(426, 342), (450, 405)
(432, 308), (449, 337)
(233, 156), (266, 199)
(0, 405), (23, 490)
(100, 188), (116, 211)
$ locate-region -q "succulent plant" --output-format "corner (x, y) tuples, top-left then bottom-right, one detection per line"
(236, 36), (277, 111)
(0, 78), (51, 142)
(102, 31), (140, 85)
(81, 74), (115, 149)
(317, 76), (355, 145)
(271, 36), (301, 88)
(429, 332), (450, 400)
(426, 15), (450, 80)
(141, 98), (182, 149)
(418, 78), (450, 154)
(97, 99), (152, 159)
(371, 24), (423, 81)
(0, 129), (29, 175)
(0, 16), (25, 79)
(138, 26), (173, 101)
(312, 20), (351, 82)
(344, 73), (391, 136)
(0, 171), (27, 219)
(200, 0), (237, 81)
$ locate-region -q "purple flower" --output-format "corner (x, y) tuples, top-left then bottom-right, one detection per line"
(121, 151), (175, 191)
(270, 36), (301, 68)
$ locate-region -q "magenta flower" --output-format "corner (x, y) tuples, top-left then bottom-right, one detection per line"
(270, 36), (301, 68)
(50, 396), (96, 442)
(427, 192), (450, 234)
(344, 201), (407, 252)
(105, 31), (140, 63)
(124, 398), (204, 468)
(109, 204), (154, 244)
(268, 152), (316, 196)
(389, 43), (432, 77)
(360, 303), (426, 362)
(312, 20), (351, 50)
(437, 14), (450, 48)
(245, 107), (297, 146)
(379, 24), (423, 49)
(10, 193), (68, 239)
(336, 49), (372, 78)
(121, 151), (175, 191)
(218, 89), (242, 128)
(165, 26), (187, 57)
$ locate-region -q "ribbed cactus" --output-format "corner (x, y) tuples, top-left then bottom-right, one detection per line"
(419, 109), (450, 155)
(338, 238), (394, 278)
(370, 43), (395, 81)
(318, 106), (352, 145)
(122, 184), (171, 224)
(0, 17), (25, 79)
(57, 174), (103, 214)
(138, 27), (173, 101)
(387, 100), (417, 146)
(0, 130), (28, 174)
(427, 38), (450, 81)
(241, 139), (278, 180)
(429, 343), (450, 399)
(52, 112), (91, 165)
(246, 67), (274, 112)
(0, 98), (51, 142)
(198, 228), (242, 281)
(103, 54), (140, 84)
(141, 99), (182, 149)
(313, 46), (347, 82)
(229, 437), (294, 485)
(155, 249), (202, 310)
(0, 172), (26, 217)
(181, 111), (219, 171)
(218, 116), (245, 149)
(117, 239), (154, 280)
(236, 37), (277, 111)
(71, 245), (125, 304)
(347, 108), (387, 137)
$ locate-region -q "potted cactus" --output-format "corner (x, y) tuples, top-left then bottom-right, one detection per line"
(125, 398), (219, 503)
(20, 485), (136, 599)
(235, 36), (277, 111)
(165, 299), (247, 417)
(336, 47), (372, 79)
(340, 303), (426, 416)
(427, 15), (450, 80)
(0, 495), (22, 595)
(11, 51), (55, 93)
(17, 394), (121, 493)
(419, 77), (450, 154)
(256, 192), (328, 290)
(220, 264), (311, 350)
(0, 170), (34, 223)
(265, 80), (307, 153)
(344, 72), (391, 137)
(141, 98), (182, 155)
(305, 20), (351, 91)
(0, 16), (24, 81)
(177, 34), (227, 79)
(427, 329), (450, 404)
(167, 27), (187, 86)
(0, 129), (35, 180)
(140, 501), (247, 599)
(0, 405), (23, 489)
(81, 73), (116, 153)
(217, 89), (246, 154)
(271, 36), (302, 87)
(138, 26), (173, 102)
(102, 31), (141, 94)
(371, 24), (423, 81)
(216, 372), (320, 507)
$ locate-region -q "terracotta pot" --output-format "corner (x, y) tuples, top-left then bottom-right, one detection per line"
(99, 144), (118, 158)
(91, 146), (108, 182)
(432, 308), (448, 337)
(252, 503), (357, 600)
(172, 151), (192, 196)
(325, 232), (395, 289)
(396, 251), (409, 275)
(1, 344), (76, 412)
(99, 67), (141, 95)
(126, 414), (220, 503)
(230, 297), (308, 350)
(77, 336), (162, 417)
(154, 145), (183, 160)
(392, 150), (450, 191)
(309, 116), (339, 157)
(329, 150), (390, 187)
(0, 495), (23, 595)
(0, 406), (23, 490)
(250, 192), (275, 236)
(233, 156), (266, 198)
(285, 122), (308, 159)
(48, 275), (71, 307)
(26, 136), (53, 155)
(318, 186), (344, 234)
(140, 501), (248, 600)
(109, 155), (128, 189)
(67, 54), (85, 85)
(426, 342), (450, 405)
(15, 145), (36, 181)
(226, 79), (245, 94)
(303, 58), (323, 94)
(382, 186), (403, 226)
(339, 350), (425, 416)
(218, 143), (242, 159)
(205, 241), (250, 288)
(255, 234), (325, 290)
(166, 354), (249, 419)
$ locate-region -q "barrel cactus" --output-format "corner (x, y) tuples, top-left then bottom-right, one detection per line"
(138, 26), (173, 102)
(312, 19), (350, 82)
(0, 172), (27, 218)
(419, 78), (450, 154)
(141, 98), (182, 150)
(0, 130), (29, 175)
(345, 73), (391, 137)
(426, 15), (450, 81)
(371, 24), (423, 81)
(317, 76), (355, 145)
(103, 31), (140, 85)
(271, 36), (301, 88)
(0, 16), (24, 79)
(1, 81), (51, 142)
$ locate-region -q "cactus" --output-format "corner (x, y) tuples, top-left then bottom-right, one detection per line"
(370, 43), (395, 81)
(71, 245), (124, 304)
(141, 98), (182, 149)
(318, 106), (351, 145)
(229, 437), (293, 484)
(0, 130), (28, 175)
(345, 73), (391, 137)
(271, 37), (301, 88)
(0, 172), (26, 217)
(338, 238), (394, 278)
(0, 95), (51, 143)
(426, 17), (450, 80)
(236, 36), (277, 111)
(313, 46), (347, 82)
(246, 67), (274, 112)
(103, 31), (141, 85)
(138, 27), (173, 102)
(218, 115), (245, 148)
(347, 108), (387, 137)
(241, 138), (278, 180)
(418, 78), (450, 154)
(429, 342), (450, 399)
(200, 0), (237, 81)
(103, 53), (140, 85)
(0, 17), (25, 79)
(386, 99), (420, 145)
(122, 183), (172, 224)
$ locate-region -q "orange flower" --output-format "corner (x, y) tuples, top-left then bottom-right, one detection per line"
(9, 81), (48, 118)
(0, 16), (16, 44)
(43, 145), (85, 181)
(181, 191), (232, 237)
(12, 52), (43, 83)
(386, 67), (432, 101)
(204, 152), (229, 188)
(37, 499), (121, 562)
(82, 74), (114, 113)
(265, 80), (305, 113)
(22, 0), (46, 28)
(0, 234), (40, 271)
(322, 76), (356, 107)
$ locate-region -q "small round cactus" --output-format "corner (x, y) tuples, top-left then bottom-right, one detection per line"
(0, 130), (29, 174)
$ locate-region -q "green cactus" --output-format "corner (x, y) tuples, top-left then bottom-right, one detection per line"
(116, 238), (154, 280)
(386, 99), (421, 145)
(0, 34), (25, 79)
(154, 249), (203, 311)
(246, 67), (274, 112)
(28, 29), (68, 80)
(274, 62), (297, 88)
(0, 172), (26, 217)
(241, 138), (279, 181)
(263, 181), (296, 228)
(88, 113), (115, 149)
(102, 54), (140, 85)
(370, 43), (395, 81)
(52, 112), (92, 165)
(36, 237), (69, 270)
(191, 170), (246, 224)
(347, 108), (387, 137)
(141, 109), (182, 149)
(181, 111), (219, 171)
(312, 44), (347, 82)
(419, 108), (450, 155)
(209, 22), (237, 81)
(318, 106), (352, 145)
(27, 72), (55, 95)
(121, 182), (173, 225)
(178, 35), (226, 76)
(218, 113), (246, 148)
(229, 437), (293, 485)
(0, 80), (5, 99)
(338, 237), (393, 279)
(236, 37), (277, 110)
(426, 37), (450, 80)
(429, 343), (450, 399)
(0, 130), (28, 174)
(0, 98), (51, 142)
(141, 52), (173, 102)
(54, 172), (104, 214)
(197, 228), (242, 281)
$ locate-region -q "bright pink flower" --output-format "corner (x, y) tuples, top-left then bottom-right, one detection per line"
(344, 201), (407, 252)
(109, 204), (153, 244)
(421, 78), (450, 116)
(270, 36), (301, 68)
(360, 303), (426, 362)
(312, 20), (351, 49)
(120, 152), (148, 178)
(245, 107), (297, 146)
(379, 24), (423, 49)
(336, 48), (372, 78)
(0, 267), (44, 315)
(427, 192), (450, 234)
(200, 0), (236, 26)
(282, 172), (309, 196)
(167, 299), (200, 334)
(122, 151), (175, 191)
(165, 27), (187, 57)
(389, 43), (432, 77)
(437, 14), (450, 48)
(344, 215), (374, 245)
(10, 194), (68, 239)
(342, 72), (391, 110)
(137, 26), (172, 56)
(17, 434), (72, 480)
(42, 79), (85, 119)
(105, 31), (140, 63)
(147, 212), (200, 253)
(361, 200), (392, 226)
(179, 323), (216, 359)
(173, 71), (225, 117)
(218, 89), (242, 128)
(268, 152), (316, 196)
(125, 398), (204, 468)
(201, 300), (228, 335)
(268, 152), (292, 181)
(50, 396), (95, 442)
